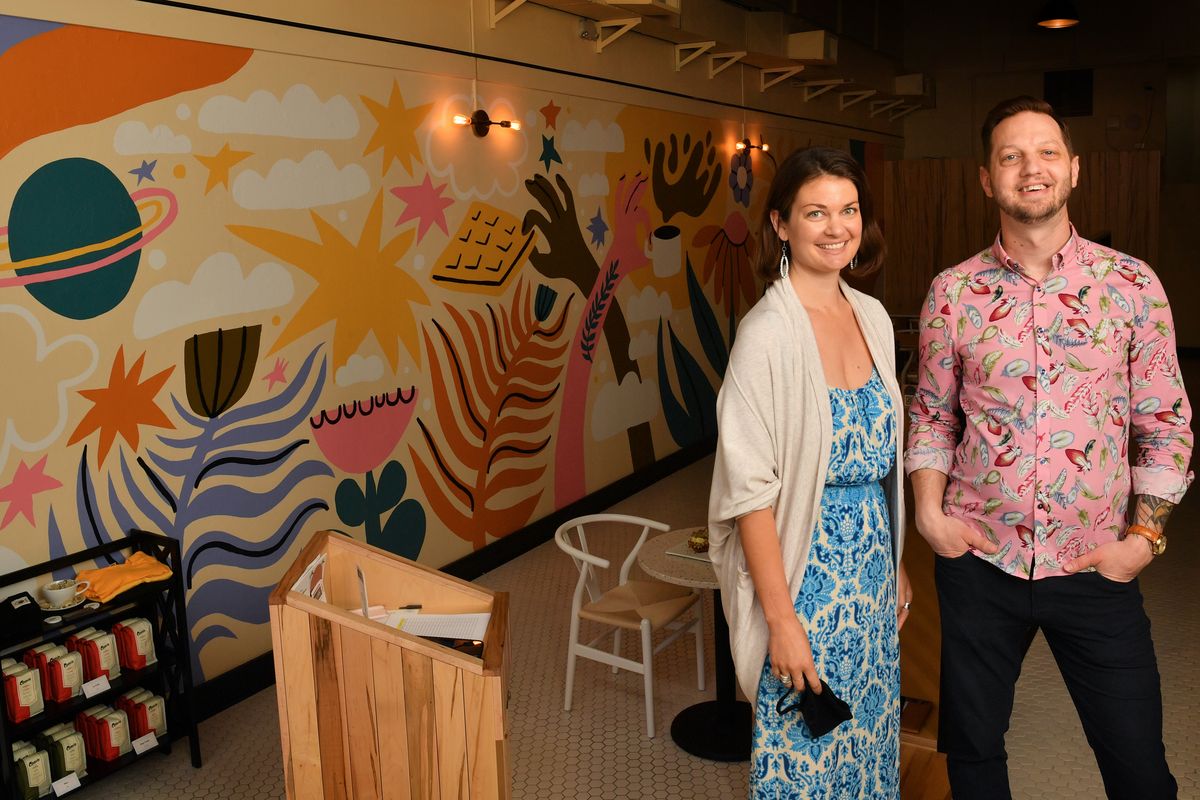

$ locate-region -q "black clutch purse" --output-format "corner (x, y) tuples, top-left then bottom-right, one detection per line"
(776, 676), (853, 738)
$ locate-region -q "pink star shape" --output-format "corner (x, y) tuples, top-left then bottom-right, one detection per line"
(262, 357), (288, 392)
(390, 175), (454, 241)
(0, 456), (62, 529)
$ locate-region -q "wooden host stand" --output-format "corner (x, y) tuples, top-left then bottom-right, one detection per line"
(269, 530), (510, 800)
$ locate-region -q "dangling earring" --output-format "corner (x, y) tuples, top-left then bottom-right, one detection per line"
(779, 241), (790, 280)
(848, 255), (858, 271)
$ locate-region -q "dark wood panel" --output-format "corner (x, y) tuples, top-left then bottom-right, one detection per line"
(883, 151), (1162, 315)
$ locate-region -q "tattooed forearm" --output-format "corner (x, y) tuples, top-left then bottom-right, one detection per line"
(1132, 495), (1175, 533)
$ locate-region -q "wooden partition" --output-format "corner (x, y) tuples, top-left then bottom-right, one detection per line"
(882, 150), (1162, 315)
(269, 531), (510, 800)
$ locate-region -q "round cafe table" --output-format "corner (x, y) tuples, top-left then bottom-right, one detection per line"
(637, 528), (751, 762)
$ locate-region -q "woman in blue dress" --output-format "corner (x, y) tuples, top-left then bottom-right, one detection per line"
(708, 147), (912, 799)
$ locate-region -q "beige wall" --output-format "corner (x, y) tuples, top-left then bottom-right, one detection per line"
(0, 1), (903, 680)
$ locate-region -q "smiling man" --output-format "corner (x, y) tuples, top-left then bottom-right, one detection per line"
(905, 96), (1192, 799)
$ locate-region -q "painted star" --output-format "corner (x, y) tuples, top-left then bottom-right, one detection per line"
(129, 159), (157, 185)
(390, 175), (454, 241)
(261, 357), (288, 391)
(539, 135), (563, 173)
(229, 191), (430, 371)
(361, 81), (432, 177)
(539, 100), (562, 129)
(0, 456), (62, 529)
(195, 143), (252, 194)
(68, 347), (175, 465)
(587, 208), (608, 248)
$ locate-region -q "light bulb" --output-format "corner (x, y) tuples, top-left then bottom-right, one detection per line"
(452, 114), (470, 126)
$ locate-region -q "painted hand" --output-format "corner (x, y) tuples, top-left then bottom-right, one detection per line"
(522, 173), (596, 291)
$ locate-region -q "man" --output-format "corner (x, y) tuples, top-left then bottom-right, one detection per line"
(905, 95), (1192, 799)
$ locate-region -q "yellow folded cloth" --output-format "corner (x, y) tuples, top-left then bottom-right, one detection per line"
(75, 551), (173, 603)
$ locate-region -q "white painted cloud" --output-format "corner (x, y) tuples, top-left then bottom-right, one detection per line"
(426, 93), (528, 201)
(199, 84), (359, 140)
(232, 150), (369, 210)
(336, 354), (385, 387)
(578, 173), (610, 198)
(0, 547), (38, 598)
(133, 252), (295, 339)
(624, 285), (674, 324)
(113, 121), (191, 155)
(0, 305), (98, 475)
(628, 330), (656, 361)
(561, 119), (624, 152)
(591, 375), (659, 441)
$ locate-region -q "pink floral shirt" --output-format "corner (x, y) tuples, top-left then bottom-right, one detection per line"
(904, 229), (1193, 578)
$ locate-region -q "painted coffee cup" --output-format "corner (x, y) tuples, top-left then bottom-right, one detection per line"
(42, 579), (91, 608)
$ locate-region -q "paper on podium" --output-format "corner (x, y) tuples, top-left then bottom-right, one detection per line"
(391, 612), (491, 640)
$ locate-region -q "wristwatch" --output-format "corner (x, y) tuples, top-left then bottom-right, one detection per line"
(1124, 524), (1167, 556)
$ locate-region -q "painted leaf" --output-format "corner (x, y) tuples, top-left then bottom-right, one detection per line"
(410, 278), (570, 549)
(685, 255), (728, 377)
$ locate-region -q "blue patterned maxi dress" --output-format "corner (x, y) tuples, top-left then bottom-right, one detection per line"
(751, 367), (899, 799)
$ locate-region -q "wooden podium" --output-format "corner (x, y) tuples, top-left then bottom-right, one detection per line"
(269, 530), (510, 800)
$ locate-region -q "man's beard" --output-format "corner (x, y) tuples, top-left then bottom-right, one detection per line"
(995, 180), (1072, 225)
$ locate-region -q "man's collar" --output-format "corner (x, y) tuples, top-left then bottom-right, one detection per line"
(990, 224), (1079, 276)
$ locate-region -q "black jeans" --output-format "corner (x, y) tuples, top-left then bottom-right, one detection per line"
(934, 553), (1176, 800)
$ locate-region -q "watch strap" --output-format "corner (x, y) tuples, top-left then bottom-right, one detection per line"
(1125, 524), (1165, 555)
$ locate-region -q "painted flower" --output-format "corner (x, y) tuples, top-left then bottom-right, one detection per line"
(184, 326), (261, 418)
(692, 211), (757, 318)
(309, 387), (417, 474)
(728, 148), (753, 206)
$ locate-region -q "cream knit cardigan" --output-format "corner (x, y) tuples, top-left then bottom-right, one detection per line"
(707, 277), (905, 702)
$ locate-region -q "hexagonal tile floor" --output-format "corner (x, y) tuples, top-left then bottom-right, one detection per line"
(83, 454), (1199, 799)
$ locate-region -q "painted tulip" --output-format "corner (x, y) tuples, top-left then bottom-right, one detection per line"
(184, 326), (261, 418)
(310, 387), (417, 474)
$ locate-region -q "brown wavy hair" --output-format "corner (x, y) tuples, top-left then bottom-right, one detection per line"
(980, 96), (1074, 162)
(755, 146), (885, 284)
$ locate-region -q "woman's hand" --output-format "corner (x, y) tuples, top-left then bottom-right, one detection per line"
(768, 615), (821, 694)
(897, 559), (913, 631)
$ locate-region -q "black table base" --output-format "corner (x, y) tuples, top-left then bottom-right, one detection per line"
(669, 699), (752, 762)
(668, 588), (753, 761)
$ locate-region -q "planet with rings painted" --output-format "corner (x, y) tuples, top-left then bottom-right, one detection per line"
(2, 157), (177, 319)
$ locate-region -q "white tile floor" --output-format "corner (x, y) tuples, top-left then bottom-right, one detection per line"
(84, 454), (1200, 799)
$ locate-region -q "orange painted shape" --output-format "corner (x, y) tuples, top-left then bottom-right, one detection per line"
(0, 25), (252, 159)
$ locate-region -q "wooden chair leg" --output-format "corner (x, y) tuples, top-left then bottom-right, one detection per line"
(564, 615), (580, 711)
(641, 621), (655, 738)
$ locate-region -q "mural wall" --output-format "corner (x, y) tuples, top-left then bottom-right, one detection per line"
(0, 15), (862, 680)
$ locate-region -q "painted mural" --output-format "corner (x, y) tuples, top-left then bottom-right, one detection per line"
(0, 15), (854, 680)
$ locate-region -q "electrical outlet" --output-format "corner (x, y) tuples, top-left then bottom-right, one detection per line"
(1106, 115), (1120, 130)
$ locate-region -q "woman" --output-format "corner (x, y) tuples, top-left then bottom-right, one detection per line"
(707, 146), (912, 798)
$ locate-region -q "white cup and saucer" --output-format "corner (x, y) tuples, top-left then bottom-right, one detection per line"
(38, 578), (91, 612)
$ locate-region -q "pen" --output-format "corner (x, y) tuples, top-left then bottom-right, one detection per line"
(399, 604), (422, 610)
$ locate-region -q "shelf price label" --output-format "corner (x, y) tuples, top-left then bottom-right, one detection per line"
(132, 732), (159, 755)
(81, 675), (111, 698)
(52, 773), (81, 796)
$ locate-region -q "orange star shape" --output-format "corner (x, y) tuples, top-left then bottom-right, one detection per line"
(540, 99), (562, 129)
(68, 347), (175, 464)
(228, 191), (429, 371)
(360, 81), (431, 176)
(194, 143), (253, 194)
